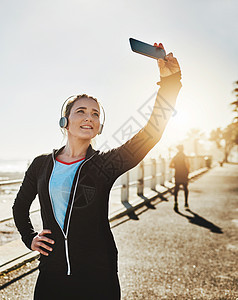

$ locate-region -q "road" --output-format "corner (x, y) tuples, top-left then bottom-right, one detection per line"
(1, 164), (238, 299)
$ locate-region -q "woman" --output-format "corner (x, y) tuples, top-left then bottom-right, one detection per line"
(13, 47), (182, 299)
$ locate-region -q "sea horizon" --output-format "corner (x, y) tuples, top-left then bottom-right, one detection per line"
(0, 159), (30, 174)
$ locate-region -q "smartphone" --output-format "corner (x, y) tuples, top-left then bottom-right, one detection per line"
(129, 38), (166, 60)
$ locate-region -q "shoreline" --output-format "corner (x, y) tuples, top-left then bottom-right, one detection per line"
(0, 172), (24, 181)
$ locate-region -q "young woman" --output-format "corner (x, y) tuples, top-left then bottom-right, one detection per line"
(13, 48), (182, 299)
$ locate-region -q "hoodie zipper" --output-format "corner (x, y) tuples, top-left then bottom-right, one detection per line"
(48, 151), (96, 275)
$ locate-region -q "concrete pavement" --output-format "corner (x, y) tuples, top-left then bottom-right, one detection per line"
(116, 163), (238, 299)
(0, 164), (237, 299)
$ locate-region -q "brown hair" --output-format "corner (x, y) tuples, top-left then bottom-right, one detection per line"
(64, 94), (99, 118)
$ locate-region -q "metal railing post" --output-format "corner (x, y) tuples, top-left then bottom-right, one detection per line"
(189, 157), (194, 172)
(164, 159), (171, 183)
(160, 158), (166, 185)
(121, 172), (129, 203)
(194, 156), (197, 170)
(151, 158), (156, 190)
(137, 161), (144, 196)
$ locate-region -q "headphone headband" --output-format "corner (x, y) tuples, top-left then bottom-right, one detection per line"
(59, 94), (105, 135)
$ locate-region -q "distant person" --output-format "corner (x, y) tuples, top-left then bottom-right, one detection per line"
(170, 145), (190, 211)
(12, 47), (182, 299)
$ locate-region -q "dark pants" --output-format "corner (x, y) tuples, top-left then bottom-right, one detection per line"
(174, 182), (188, 204)
(34, 270), (121, 300)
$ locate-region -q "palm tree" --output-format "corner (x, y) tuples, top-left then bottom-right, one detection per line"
(222, 123), (238, 162)
(231, 80), (238, 123)
(209, 81), (238, 162)
(210, 128), (223, 149)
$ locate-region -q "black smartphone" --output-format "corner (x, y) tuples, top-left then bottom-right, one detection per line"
(129, 38), (166, 60)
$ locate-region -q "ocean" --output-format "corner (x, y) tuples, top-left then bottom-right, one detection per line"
(0, 159), (29, 180)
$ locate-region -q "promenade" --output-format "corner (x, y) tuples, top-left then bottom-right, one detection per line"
(0, 163), (238, 299)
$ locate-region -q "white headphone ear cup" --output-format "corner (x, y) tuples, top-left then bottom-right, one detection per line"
(59, 117), (68, 128)
(98, 124), (103, 135)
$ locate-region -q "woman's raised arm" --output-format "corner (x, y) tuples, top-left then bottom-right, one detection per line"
(99, 47), (182, 183)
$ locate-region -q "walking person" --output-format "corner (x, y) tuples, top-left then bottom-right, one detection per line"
(13, 45), (182, 300)
(170, 144), (190, 211)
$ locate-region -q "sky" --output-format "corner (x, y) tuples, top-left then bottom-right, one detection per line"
(1, 0), (238, 160)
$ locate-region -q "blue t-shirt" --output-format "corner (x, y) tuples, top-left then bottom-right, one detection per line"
(49, 157), (85, 229)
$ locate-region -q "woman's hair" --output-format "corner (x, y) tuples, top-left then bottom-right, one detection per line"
(64, 94), (99, 118)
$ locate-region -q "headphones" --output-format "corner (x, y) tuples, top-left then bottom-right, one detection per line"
(59, 95), (105, 135)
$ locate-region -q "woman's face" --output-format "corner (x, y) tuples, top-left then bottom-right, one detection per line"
(67, 97), (101, 140)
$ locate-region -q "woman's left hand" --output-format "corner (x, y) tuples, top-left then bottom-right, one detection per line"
(157, 44), (181, 77)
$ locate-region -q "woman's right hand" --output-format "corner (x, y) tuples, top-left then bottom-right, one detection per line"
(156, 43), (180, 77)
(31, 229), (55, 256)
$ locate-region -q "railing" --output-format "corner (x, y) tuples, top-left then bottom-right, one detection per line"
(188, 155), (207, 172)
(115, 155), (208, 205)
(0, 179), (22, 186)
(0, 156), (209, 218)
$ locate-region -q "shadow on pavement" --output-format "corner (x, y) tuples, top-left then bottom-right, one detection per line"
(174, 208), (223, 234)
(111, 194), (169, 228)
(121, 201), (140, 221)
(128, 211), (139, 220)
(0, 267), (38, 290)
(156, 193), (170, 202)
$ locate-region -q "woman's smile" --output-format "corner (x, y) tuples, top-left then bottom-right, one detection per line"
(80, 125), (93, 129)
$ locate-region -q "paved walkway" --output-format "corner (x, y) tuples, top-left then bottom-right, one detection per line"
(116, 163), (238, 299)
(1, 164), (238, 299)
